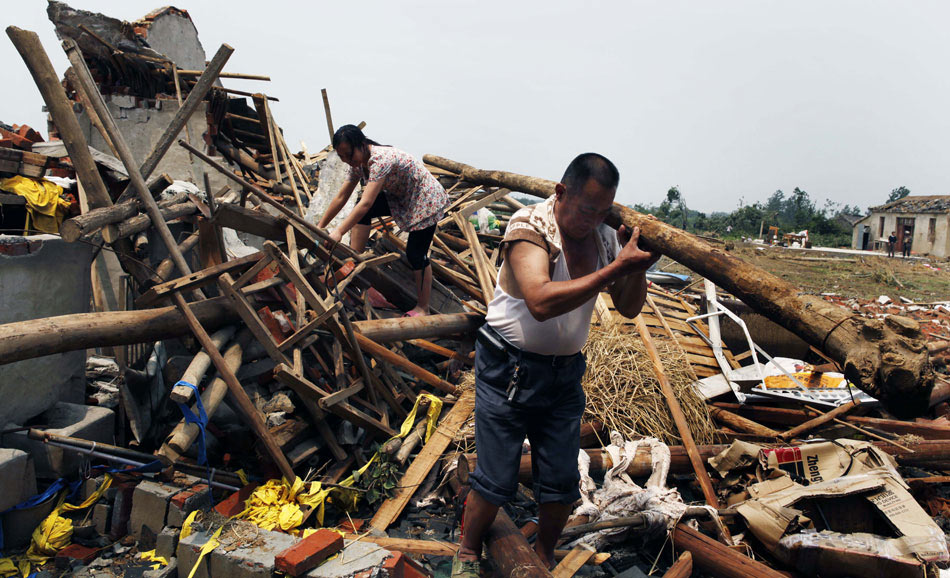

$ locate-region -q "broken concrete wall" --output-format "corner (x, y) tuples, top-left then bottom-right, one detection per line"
(137, 8), (208, 72)
(50, 1), (232, 190)
(74, 96), (230, 191)
(0, 235), (93, 428)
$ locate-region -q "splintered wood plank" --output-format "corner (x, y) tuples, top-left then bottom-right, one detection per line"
(370, 390), (475, 531)
(552, 546), (596, 578)
(452, 213), (496, 307)
(686, 354), (725, 369)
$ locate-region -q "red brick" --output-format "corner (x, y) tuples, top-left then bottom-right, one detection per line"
(0, 127), (32, 150)
(401, 554), (430, 578)
(380, 552), (431, 578)
(274, 529), (344, 576)
(337, 518), (364, 533)
(381, 553), (404, 578)
(214, 483), (258, 518)
(14, 125), (43, 143)
(170, 483), (208, 509)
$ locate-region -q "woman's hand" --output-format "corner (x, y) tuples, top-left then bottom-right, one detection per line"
(328, 228), (344, 244)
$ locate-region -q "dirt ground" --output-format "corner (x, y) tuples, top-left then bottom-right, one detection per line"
(661, 243), (950, 303)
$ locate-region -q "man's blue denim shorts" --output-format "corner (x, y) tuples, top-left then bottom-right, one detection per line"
(468, 338), (587, 506)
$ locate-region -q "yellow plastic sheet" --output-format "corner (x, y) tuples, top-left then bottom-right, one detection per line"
(138, 550), (168, 570)
(0, 558), (17, 578)
(240, 477), (331, 532)
(185, 523), (225, 578)
(0, 176), (70, 235)
(179, 510), (199, 541)
(182, 395), (446, 578)
(0, 475), (113, 577)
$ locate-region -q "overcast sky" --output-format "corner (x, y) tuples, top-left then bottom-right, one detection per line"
(4, 1), (950, 213)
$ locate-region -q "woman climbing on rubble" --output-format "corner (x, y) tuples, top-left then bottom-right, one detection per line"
(317, 124), (448, 317)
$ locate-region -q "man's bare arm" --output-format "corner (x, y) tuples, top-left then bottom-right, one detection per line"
(608, 271), (649, 319)
(608, 225), (659, 318)
(508, 227), (655, 322)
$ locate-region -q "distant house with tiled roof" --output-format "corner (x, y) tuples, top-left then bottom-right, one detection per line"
(852, 195), (950, 257)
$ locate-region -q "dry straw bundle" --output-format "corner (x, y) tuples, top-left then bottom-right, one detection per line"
(581, 324), (715, 445)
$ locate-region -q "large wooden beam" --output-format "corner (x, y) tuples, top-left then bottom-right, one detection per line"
(6, 27), (112, 209)
(0, 297), (238, 365)
(422, 155), (934, 418)
(486, 510), (553, 578)
(464, 439), (950, 481)
(672, 524), (786, 578)
(0, 308), (479, 366)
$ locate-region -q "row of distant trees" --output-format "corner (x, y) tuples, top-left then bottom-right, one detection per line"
(629, 186), (911, 247)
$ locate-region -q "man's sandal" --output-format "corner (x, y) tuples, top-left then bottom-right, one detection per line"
(450, 553), (480, 578)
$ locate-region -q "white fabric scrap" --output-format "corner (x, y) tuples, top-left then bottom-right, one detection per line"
(570, 432), (721, 549)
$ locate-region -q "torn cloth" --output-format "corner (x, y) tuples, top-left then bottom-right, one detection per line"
(571, 432), (717, 549)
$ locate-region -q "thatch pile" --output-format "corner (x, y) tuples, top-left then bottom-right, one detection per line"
(582, 324), (715, 445)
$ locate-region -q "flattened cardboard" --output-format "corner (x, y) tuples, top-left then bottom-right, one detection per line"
(715, 439), (948, 571)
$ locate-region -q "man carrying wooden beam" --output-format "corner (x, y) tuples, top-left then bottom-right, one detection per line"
(454, 154), (659, 575)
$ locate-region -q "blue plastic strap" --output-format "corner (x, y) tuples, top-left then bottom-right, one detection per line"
(173, 380), (214, 506)
(174, 381), (209, 466)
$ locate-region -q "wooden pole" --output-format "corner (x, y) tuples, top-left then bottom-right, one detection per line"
(633, 316), (722, 511)
(168, 326), (237, 404)
(102, 201), (198, 243)
(0, 297), (237, 365)
(321, 88), (334, 145)
(0, 308), (481, 365)
(148, 232), (201, 286)
(60, 174), (173, 242)
(661, 552), (692, 578)
(421, 154), (934, 419)
(778, 400), (862, 441)
(485, 510), (553, 578)
(452, 213), (495, 306)
(62, 39), (196, 284)
(352, 332), (459, 396)
(160, 334), (246, 462)
(63, 67), (118, 158)
(672, 524), (785, 578)
(709, 407), (780, 438)
(6, 27), (112, 209)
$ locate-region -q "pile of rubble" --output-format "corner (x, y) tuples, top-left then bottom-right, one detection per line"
(822, 292), (950, 376)
(1, 3), (949, 578)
